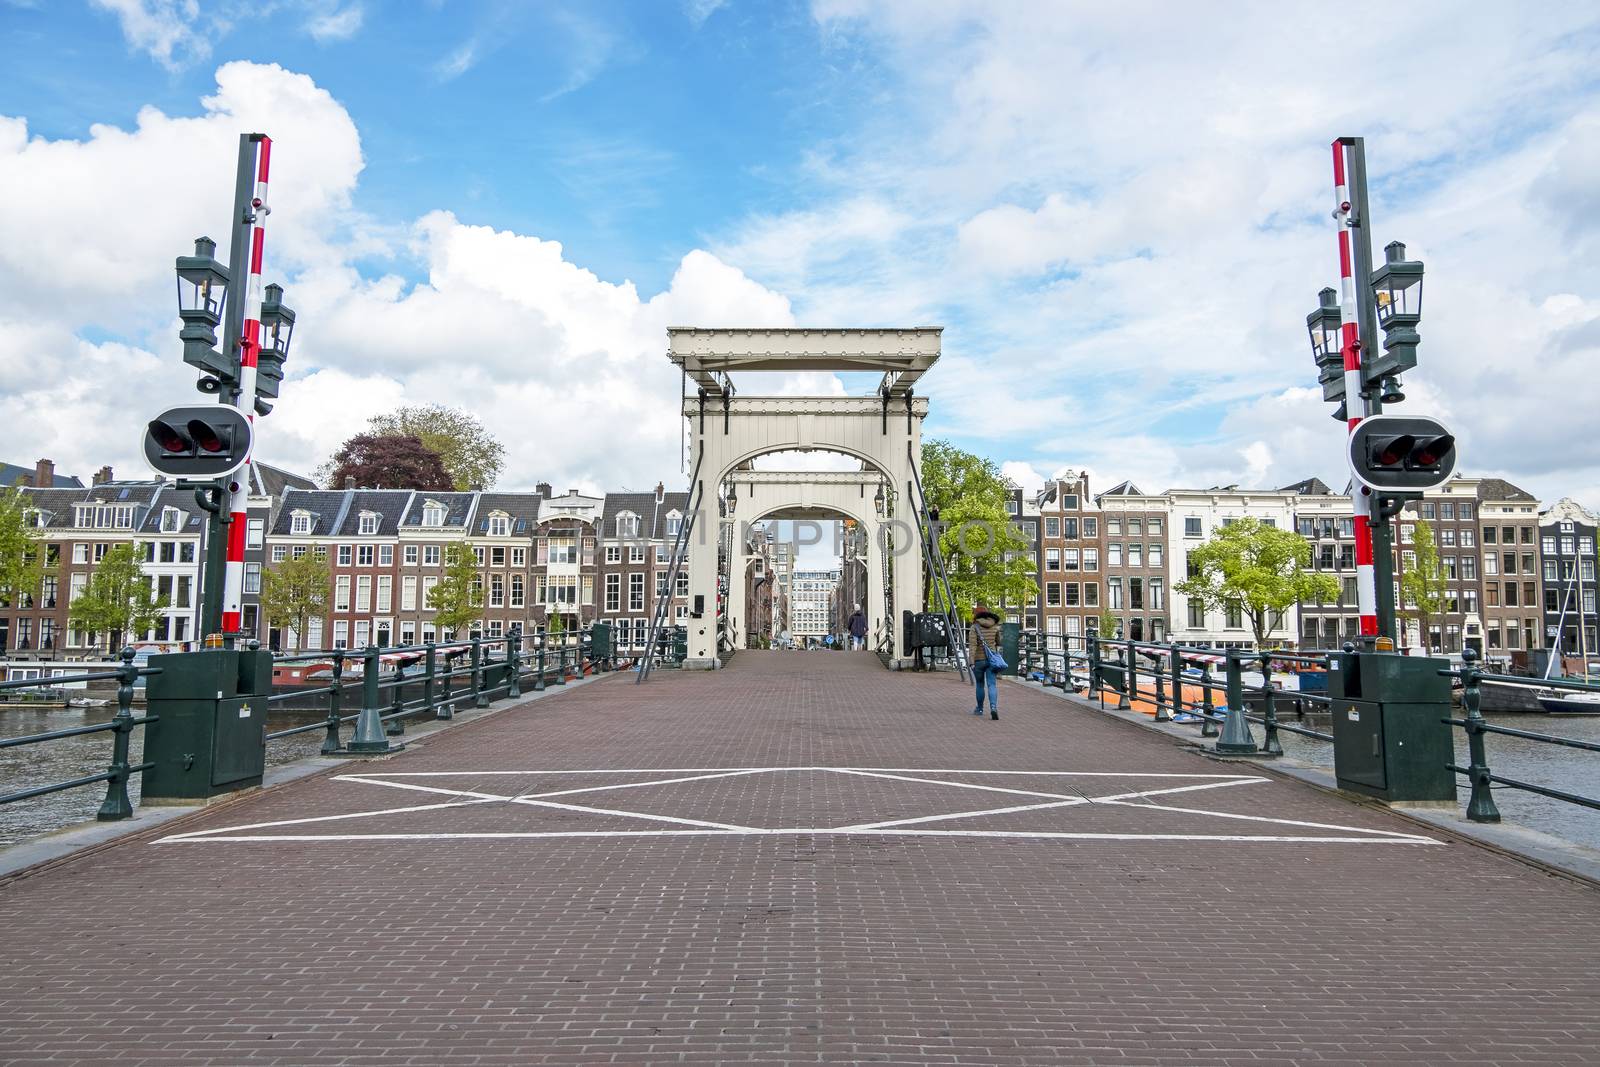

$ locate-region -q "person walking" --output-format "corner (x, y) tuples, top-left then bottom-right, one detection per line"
(847, 605), (867, 651)
(968, 601), (1002, 720)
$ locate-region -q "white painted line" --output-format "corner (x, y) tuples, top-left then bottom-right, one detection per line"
(506, 795), (757, 832)
(1087, 778), (1268, 804)
(840, 776), (1267, 831)
(157, 828), (1439, 845)
(1097, 798), (1436, 842)
(336, 767), (1263, 779)
(514, 767), (777, 801)
(158, 797), (499, 842)
(827, 767), (1100, 802)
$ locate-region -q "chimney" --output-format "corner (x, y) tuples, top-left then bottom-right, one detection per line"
(536, 481), (552, 498)
(655, 481), (665, 503)
(344, 476), (356, 490)
(568, 488), (578, 497)
(34, 459), (54, 488)
(93, 465), (113, 486)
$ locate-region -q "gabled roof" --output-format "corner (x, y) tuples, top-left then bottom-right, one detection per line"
(0, 462), (81, 488)
(601, 492), (690, 539)
(401, 491), (475, 529)
(251, 463), (317, 497)
(136, 486), (207, 535)
(1477, 477), (1537, 503)
(1098, 480), (1145, 497)
(271, 490), (351, 536)
(337, 490), (414, 536)
(471, 492), (544, 535)
(1278, 477), (1333, 496)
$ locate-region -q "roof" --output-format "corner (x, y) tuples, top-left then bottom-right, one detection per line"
(1278, 477), (1333, 496)
(601, 492), (691, 539)
(0, 462), (81, 488)
(471, 492), (545, 535)
(1477, 477), (1537, 503)
(11, 482), (162, 530)
(336, 490), (414, 536)
(272, 490), (352, 536)
(136, 485), (207, 535)
(401, 491), (476, 530)
(252, 463), (317, 497)
(1097, 480), (1145, 497)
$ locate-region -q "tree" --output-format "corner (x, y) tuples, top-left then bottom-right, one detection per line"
(918, 439), (1038, 617)
(1401, 519), (1448, 652)
(68, 543), (167, 653)
(0, 488), (44, 612)
(428, 543), (483, 637)
(260, 551), (331, 651)
(366, 404), (506, 491)
(1095, 608), (1120, 640)
(1174, 517), (1339, 651)
(324, 433), (453, 491)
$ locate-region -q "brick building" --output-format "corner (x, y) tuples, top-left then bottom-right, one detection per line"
(1035, 471), (1101, 649)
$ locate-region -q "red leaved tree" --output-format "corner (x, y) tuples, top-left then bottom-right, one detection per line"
(325, 433), (454, 491)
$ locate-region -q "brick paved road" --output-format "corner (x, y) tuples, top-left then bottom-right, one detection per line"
(3, 651), (1599, 1065)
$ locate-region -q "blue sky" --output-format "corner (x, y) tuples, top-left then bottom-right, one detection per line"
(3, 1), (1600, 514)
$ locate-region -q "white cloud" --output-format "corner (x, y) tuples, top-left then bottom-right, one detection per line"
(684, 0), (726, 26)
(306, 2), (363, 42)
(434, 42), (477, 81)
(0, 63), (799, 494)
(91, 0), (207, 70)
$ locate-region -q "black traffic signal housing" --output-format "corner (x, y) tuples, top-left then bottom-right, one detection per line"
(142, 405), (254, 479)
(1349, 414), (1457, 492)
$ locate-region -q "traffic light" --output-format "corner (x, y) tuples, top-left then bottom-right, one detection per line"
(1349, 414), (1456, 491)
(142, 405), (254, 479)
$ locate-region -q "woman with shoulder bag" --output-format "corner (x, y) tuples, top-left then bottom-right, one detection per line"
(967, 601), (1003, 720)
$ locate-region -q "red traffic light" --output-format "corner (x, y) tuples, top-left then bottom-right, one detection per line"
(1371, 434), (1415, 467)
(1411, 434), (1454, 468)
(187, 419), (228, 453)
(147, 419), (192, 454)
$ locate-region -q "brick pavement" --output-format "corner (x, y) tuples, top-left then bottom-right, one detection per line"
(3, 650), (1599, 1065)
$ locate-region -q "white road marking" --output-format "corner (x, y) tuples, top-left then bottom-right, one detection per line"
(153, 767), (1440, 846)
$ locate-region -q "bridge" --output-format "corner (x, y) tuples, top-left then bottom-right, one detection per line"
(5, 650), (1599, 1064)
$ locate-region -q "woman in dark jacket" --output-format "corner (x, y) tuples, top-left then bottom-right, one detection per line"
(967, 602), (1001, 720)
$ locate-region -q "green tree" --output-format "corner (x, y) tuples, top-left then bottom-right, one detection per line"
(68, 542), (167, 653)
(0, 488), (44, 612)
(260, 551), (331, 650)
(1400, 519), (1448, 652)
(918, 439), (1038, 617)
(1174, 517), (1339, 651)
(1095, 608), (1120, 640)
(367, 404), (506, 491)
(428, 543), (483, 637)
(547, 609), (565, 636)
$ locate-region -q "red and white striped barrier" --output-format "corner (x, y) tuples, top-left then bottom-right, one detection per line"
(1331, 142), (1378, 639)
(221, 136), (272, 635)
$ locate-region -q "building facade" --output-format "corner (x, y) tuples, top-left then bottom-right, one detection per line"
(1035, 471), (1102, 649)
(791, 569), (839, 646)
(1540, 498), (1599, 668)
(1168, 486), (1296, 649)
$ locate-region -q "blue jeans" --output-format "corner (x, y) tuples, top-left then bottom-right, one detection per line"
(973, 662), (998, 711)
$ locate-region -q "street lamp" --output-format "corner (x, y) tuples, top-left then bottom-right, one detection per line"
(175, 237), (232, 391)
(873, 484), (886, 517)
(256, 282), (296, 401)
(1370, 240), (1423, 390)
(725, 484), (737, 517)
(1306, 286), (1346, 420)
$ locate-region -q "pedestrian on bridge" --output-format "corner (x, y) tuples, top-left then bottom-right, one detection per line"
(847, 605), (867, 650)
(968, 602), (1002, 720)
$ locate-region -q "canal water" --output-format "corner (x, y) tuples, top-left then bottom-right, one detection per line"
(0, 706), (328, 848)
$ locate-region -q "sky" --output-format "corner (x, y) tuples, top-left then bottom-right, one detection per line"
(3, 1), (1600, 523)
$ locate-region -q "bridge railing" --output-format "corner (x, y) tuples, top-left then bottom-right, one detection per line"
(0, 648), (161, 822)
(1442, 648), (1600, 823)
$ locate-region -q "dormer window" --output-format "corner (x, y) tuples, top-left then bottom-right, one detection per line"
(616, 511), (640, 538)
(665, 511), (682, 536)
(358, 511), (380, 536)
(74, 503), (134, 530)
(290, 510), (313, 536)
(23, 508), (45, 529)
(488, 512), (510, 537)
(160, 507), (182, 533)
(421, 501), (447, 527)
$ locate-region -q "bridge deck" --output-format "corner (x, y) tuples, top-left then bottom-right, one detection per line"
(4, 651), (1599, 1065)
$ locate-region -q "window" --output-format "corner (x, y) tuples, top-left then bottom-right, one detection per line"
(1108, 518), (1122, 536)
(616, 512), (640, 538)
(290, 512), (312, 535)
(356, 575), (372, 611)
(489, 574), (504, 608)
(333, 621), (348, 650)
(404, 545), (418, 565)
(473, 546), (485, 566)
(1440, 528), (1456, 546)
(1484, 554), (1497, 576)
(1046, 582), (1062, 607)
(1224, 603), (1242, 629)
(72, 543), (88, 564)
(512, 547), (526, 567)
(1045, 548), (1060, 571)
(423, 546), (440, 566)
(1108, 577), (1123, 609)
(335, 576), (351, 612)
(1127, 544), (1142, 568)
(605, 545), (621, 564)
(1561, 536), (1575, 555)
(628, 573), (645, 611)
(1502, 526), (1516, 545)
(1341, 577), (1357, 606)
(1063, 583), (1081, 607)
(1044, 517), (1060, 538)
(1188, 600), (1205, 628)
(511, 574), (525, 608)
(358, 512), (379, 536)
(1063, 549), (1080, 571)
(1062, 494), (1079, 510)
(1149, 578), (1164, 611)
(1083, 517), (1097, 538)
(491, 547), (506, 566)
(1462, 556), (1477, 580)
(1184, 517), (1202, 537)
(402, 576), (417, 611)
(1505, 582), (1518, 607)
(1084, 582), (1099, 607)
(1149, 543), (1163, 567)
(337, 545), (352, 566)
(1062, 517), (1078, 539)
(357, 545), (374, 567)
(666, 512), (682, 536)
(1108, 543), (1123, 567)
(1129, 577), (1144, 609)
(378, 545), (393, 566)
(1129, 519), (1143, 535)
(243, 563), (261, 594)
(1148, 518), (1162, 535)
(423, 575), (438, 607)
(1543, 536), (1557, 555)
(548, 535), (576, 564)
(377, 575), (392, 612)
(488, 514), (510, 537)
(1421, 503), (1436, 519)
(422, 503), (446, 527)
(1083, 548), (1099, 571)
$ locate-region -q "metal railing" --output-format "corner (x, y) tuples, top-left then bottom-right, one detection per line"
(1018, 631), (1337, 755)
(1444, 647), (1600, 823)
(0, 648), (162, 821)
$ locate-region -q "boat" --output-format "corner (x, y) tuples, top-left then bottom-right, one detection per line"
(1536, 690), (1600, 715)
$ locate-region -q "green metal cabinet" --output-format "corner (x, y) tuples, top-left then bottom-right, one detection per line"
(589, 622), (612, 661)
(998, 622), (1020, 677)
(1329, 652), (1456, 804)
(142, 648), (272, 802)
